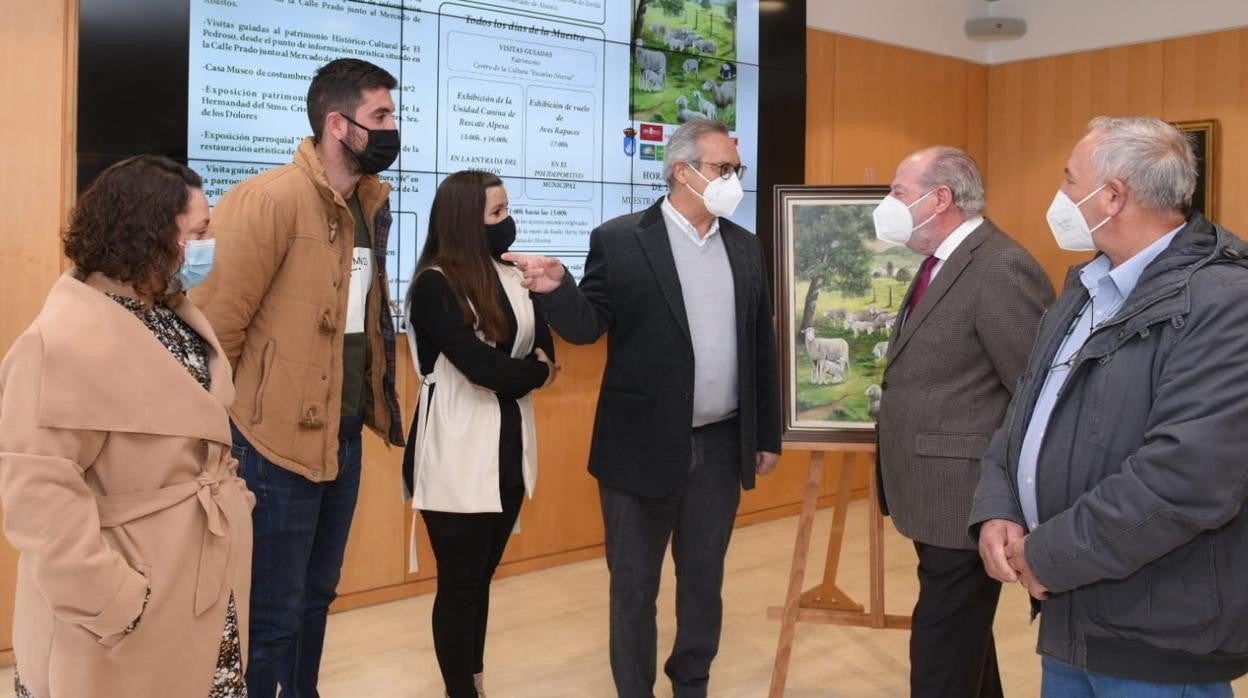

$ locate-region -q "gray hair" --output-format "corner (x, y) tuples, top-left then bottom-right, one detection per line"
(915, 146), (986, 216)
(663, 119), (730, 187)
(1085, 116), (1197, 214)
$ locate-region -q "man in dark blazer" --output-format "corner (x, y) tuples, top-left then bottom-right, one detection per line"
(504, 119), (781, 698)
(873, 146), (1054, 698)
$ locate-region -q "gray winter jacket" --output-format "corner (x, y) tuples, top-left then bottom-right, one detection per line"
(969, 214), (1248, 684)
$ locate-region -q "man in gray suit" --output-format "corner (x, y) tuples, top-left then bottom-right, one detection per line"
(873, 146), (1054, 697)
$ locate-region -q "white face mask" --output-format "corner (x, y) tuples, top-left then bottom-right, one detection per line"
(1045, 183), (1110, 252)
(686, 165), (744, 218)
(873, 189), (938, 245)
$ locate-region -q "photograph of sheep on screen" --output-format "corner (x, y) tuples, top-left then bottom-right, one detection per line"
(774, 186), (925, 440)
(631, 0), (738, 128)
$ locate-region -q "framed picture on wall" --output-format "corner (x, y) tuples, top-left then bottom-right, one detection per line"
(774, 185), (926, 443)
(1172, 119), (1218, 221)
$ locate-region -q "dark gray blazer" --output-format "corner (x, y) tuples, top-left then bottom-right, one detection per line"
(537, 198), (782, 498)
(876, 218), (1053, 549)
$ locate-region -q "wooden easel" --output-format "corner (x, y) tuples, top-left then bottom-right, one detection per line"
(766, 442), (911, 697)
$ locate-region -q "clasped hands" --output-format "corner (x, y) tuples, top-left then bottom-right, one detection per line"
(978, 519), (1049, 600)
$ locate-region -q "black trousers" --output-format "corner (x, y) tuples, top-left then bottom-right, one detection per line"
(910, 541), (1005, 698)
(421, 483), (525, 698)
(600, 417), (743, 698)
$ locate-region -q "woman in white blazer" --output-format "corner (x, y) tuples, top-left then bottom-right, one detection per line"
(402, 170), (558, 698)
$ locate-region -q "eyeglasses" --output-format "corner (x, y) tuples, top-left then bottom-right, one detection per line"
(691, 160), (748, 182)
(1048, 295), (1107, 372)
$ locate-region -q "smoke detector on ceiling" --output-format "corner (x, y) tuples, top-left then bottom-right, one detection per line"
(966, 0), (1027, 41)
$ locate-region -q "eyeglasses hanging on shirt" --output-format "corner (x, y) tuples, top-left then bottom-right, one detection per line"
(1047, 293), (1120, 371)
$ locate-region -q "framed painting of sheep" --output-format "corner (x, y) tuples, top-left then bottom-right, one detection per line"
(631, 0), (739, 128)
(774, 185), (926, 442)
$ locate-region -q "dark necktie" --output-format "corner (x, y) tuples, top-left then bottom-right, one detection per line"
(906, 256), (939, 317)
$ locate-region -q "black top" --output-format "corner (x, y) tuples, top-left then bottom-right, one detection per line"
(404, 268), (554, 494)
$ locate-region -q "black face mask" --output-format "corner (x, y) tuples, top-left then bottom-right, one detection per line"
(339, 113), (400, 174)
(485, 216), (516, 257)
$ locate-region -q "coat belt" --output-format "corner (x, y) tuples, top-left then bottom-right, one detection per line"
(95, 469), (235, 617)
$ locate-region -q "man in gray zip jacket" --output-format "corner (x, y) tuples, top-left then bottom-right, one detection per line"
(969, 116), (1248, 697)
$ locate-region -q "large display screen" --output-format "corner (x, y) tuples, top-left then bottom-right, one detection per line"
(78, 0), (806, 317)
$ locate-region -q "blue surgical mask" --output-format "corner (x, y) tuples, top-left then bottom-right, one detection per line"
(177, 238), (216, 290)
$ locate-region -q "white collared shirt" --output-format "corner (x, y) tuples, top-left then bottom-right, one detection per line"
(930, 216), (984, 280)
(661, 197), (720, 247)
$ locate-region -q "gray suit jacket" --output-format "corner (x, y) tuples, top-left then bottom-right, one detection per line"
(876, 218), (1054, 549)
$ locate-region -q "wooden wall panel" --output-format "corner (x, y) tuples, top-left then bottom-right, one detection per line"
(985, 39), (1198, 290)
(1162, 29), (1248, 235)
(820, 33), (989, 187)
(0, 2), (75, 355)
(966, 60), (989, 176)
(0, 0), (78, 658)
(805, 29), (837, 184)
(500, 340), (605, 563)
(336, 417), (409, 593)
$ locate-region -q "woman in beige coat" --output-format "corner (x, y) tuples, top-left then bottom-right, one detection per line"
(0, 156), (254, 697)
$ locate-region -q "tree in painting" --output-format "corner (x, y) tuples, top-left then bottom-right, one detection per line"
(793, 204), (874, 335)
(657, 0), (686, 15)
(632, 0), (653, 44)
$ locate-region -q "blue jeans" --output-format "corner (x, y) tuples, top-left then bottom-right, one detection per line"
(232, 416), (364, 698)
(1042, 657), (1234, 698)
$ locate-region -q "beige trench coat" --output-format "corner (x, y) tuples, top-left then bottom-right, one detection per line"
(0, 271), (254, 697)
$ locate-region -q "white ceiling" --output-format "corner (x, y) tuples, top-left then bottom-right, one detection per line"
(806, 0), (1248, 65)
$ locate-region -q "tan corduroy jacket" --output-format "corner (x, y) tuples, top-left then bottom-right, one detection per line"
(0, 271), (254, 697)
(192, 138), (405, 482)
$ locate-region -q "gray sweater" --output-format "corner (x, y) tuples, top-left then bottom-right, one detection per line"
(661, 200), (739, 427)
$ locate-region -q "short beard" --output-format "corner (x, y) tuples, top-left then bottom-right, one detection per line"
(339, 130), (366, 176)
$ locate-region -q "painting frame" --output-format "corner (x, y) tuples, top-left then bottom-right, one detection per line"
(1172, 119), (1218, 221)
(774, 184), (923, 444)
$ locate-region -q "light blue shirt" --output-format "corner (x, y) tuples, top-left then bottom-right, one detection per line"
(1017, 226), (1183, 530)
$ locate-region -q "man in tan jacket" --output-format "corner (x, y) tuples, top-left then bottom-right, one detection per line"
(192, 58), (405, 697)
